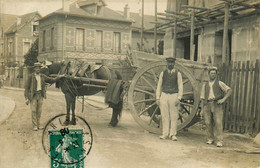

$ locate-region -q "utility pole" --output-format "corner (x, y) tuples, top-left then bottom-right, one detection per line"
(154, 0), (157, 54)
(140, 0), (144, 51)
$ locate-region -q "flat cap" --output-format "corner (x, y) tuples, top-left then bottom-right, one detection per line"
(34, 62), (42, 67)
(208, 67), (218, 72)
(166, 57), (176, 62)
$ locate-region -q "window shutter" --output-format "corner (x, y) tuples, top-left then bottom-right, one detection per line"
(86, 29), (95, 52)
(45, 29), (50, 49)
(121, 32), (130, 53)
(103, 31), (112, 53)
(66, 27), (75, 50)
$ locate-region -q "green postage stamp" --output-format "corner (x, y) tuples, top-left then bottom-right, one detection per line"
(49, 129), (85, 168)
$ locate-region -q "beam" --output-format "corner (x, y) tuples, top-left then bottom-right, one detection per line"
(173, 19), (177, 58)
(222, 3), (229, 64)
(154, 0), (158, 54)
(140, 0), (144, 51)
(181, 5), (209, 11)
(190, 9), (195, 61)
(165, 10), (190, 16)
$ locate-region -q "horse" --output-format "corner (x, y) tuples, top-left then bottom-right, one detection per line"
(41, 60), (124, 127)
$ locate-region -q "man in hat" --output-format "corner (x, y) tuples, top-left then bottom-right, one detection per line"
(200, 67), (232, 147)
(156, 57), (183, 141)
(24, 62), (64, 131)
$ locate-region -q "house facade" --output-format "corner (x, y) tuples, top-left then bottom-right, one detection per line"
(4, 12), (41, 66)
(38, 0), (132, 66)
(164, 0), (260, 66)
(0, 13), (17, 68)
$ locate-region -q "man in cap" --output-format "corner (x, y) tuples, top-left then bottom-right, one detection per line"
(200, 67), (232, 147)
(24, 62), (64, 131)
(156, 57), (183, 141)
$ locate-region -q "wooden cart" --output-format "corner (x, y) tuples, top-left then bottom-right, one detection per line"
(127, 51), (213, 134)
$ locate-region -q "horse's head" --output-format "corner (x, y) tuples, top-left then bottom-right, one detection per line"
(40, 61), (65, 76)
(66, 60), (82, 76)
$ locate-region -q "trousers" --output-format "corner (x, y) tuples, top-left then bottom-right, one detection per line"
(160, 92), (179, 137)
(30, 92), (43, 128)
(203, 101), (224, 142)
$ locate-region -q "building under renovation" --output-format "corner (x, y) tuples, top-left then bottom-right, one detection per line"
(161, 0), (259, 66)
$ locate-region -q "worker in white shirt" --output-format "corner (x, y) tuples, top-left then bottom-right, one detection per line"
(200, 67), (232, 147)
(156, 57), (183, 141)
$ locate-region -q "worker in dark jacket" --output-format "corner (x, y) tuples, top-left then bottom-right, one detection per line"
(200, 67), (232, 147)
(156, 57), (183, 141)
(24, 62), (64, 131)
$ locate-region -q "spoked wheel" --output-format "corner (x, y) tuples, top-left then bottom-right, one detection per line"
(128, 61), (200, 134)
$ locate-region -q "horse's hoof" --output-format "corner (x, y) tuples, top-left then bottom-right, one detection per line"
(63, 120), (70, 126)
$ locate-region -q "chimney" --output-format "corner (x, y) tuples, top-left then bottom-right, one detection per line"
(16, 17), (21, 25)
(124, 4), (130, 19)
(62, 0), (70, 12)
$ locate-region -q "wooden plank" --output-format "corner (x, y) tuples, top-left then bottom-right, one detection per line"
(222, 3), (229, 64)
(254, 60), (260, 133)
(154, 0), (157, 54)
(248, 62), (255, 133)
(256, 60), (260, 133)
(238, 62), (245, 133)
(242, 61), (249, 133)
(225, 62), (232, 130)
(234, 62), (241, 132)
(244, 61), (252, 133)
(223, 63), (229, 130)
(250, 61), (257, 134)
(173, 19), (177, 58)
(190, 10), (195, 61)
(231, 62), (238, 131)
(165, 10), (190, 16)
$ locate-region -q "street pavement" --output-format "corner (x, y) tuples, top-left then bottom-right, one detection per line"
(0, 87), (259, 168)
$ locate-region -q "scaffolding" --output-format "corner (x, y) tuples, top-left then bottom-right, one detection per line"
(151, 0), (260, 62)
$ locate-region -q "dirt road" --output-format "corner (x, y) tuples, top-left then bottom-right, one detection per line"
(0, 88), (259, 168)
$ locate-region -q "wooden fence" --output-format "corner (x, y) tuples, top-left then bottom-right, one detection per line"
(218, 60), (260, 135)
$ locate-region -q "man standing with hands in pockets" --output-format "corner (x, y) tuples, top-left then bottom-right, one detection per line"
(156, 57), (183, 141)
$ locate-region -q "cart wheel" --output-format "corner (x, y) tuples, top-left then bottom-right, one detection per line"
(128, 61), (200, 134)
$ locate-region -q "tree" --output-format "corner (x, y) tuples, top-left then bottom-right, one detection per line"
(24, 38), (39, 67)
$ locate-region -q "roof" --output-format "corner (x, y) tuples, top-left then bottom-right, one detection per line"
(117, 11), (164, 33)
(77, 0), (107, 7)
(5, 12), (41, 34)
(0, 13), (17, 33)
(41, 1), (133, 23)
(119, 12), (156, 30)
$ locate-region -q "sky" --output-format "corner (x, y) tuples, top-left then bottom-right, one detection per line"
(0, 0), (167, 16)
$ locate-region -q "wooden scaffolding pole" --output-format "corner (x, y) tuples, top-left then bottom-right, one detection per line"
(222, 3), (229, 63)
(154, 0), (157, 54)
(173, 19), (177, 58)
(190, 9), (195, 61)
(140, 0), (144, 51)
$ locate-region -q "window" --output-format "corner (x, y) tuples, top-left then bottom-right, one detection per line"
(8, 42), (13, 56)
(113, 32), (121, 53)
(0, 43), (3, 56)
(96, 30), (103, 52)
(75, 28), (84, 51)
(32, 21), (39, 36)
(43, 30), (46, 51)
(33, 25), (38, 32)
(23, 42), (31, 55)
(51, 28), (54, 49)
